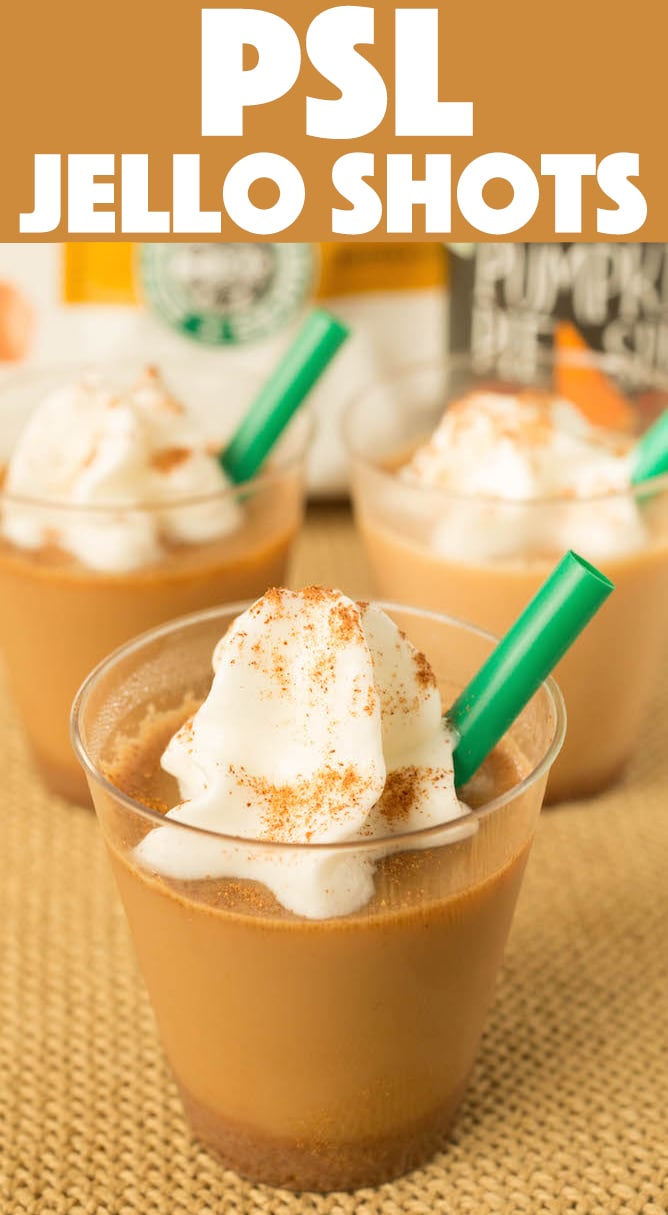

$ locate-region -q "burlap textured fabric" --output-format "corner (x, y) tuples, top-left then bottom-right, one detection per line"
(1, 506), (666, 1215)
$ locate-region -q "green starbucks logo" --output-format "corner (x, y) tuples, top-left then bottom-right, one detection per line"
(139, 243), (316, 345)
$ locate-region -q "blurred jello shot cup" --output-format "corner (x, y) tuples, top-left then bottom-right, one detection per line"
(344, 353), (668, 801)
(0, 361), (310, 803)
(72, 587), (566, 1191)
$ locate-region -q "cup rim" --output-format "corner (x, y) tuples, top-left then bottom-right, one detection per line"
(0, 359), (312, 514)
(70, 598), (567, 855)
(341, 353), (668, 508)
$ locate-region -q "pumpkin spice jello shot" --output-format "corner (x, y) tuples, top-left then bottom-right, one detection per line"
(72, 564), (610, 1191)
(0, 312), (347, 802)
(346, 357), (668, 801)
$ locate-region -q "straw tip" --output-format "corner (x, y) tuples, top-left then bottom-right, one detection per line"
(565, 550), (615, 595)
(629, 408), (668, 486)
(310, 308), (350, 342)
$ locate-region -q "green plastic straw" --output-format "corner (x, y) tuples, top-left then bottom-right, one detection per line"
(221, 309), (349, 484)
(449, 551), (613, 787)
(630, 410), (668, 486)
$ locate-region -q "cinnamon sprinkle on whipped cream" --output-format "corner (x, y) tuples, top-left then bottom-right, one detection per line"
(402, 389), (633, 500)
(2, 365), (241, 572)
(398, 389), (646, 562)
(135, 587), (469, 919)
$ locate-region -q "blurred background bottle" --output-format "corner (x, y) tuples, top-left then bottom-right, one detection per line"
(447, 243), (668, 390)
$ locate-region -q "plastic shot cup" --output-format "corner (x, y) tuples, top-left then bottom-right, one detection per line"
(0, 361), (311, 803)
(344, 355), (668, 801)
(72, 601), (565, 1192)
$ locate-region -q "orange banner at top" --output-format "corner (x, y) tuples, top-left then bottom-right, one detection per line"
(2, 0), (666, 241)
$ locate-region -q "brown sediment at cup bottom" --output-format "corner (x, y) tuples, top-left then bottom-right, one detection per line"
(177, 1076), (471, 1193)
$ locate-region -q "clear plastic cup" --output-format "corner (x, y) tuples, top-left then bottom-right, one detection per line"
(344, 355), (668, 802)
(71, 601), (564, 1192)
(0, 361), (310, 803)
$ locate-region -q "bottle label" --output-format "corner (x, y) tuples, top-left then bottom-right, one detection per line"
(139, 242), (317, 345)
(449, 243), (668, 384)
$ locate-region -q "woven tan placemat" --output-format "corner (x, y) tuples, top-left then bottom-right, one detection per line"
(1, 505), (667, 1215)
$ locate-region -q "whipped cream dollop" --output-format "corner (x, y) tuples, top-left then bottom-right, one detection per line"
(136, 587), (470, 919)
(2, 367), (241, 572)
(400, 390), (645, 562)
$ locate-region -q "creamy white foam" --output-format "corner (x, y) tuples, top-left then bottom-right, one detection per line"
(400, 391), (645, 562)
(2, 367), (241, 572)
(135, 587), (471, 919)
